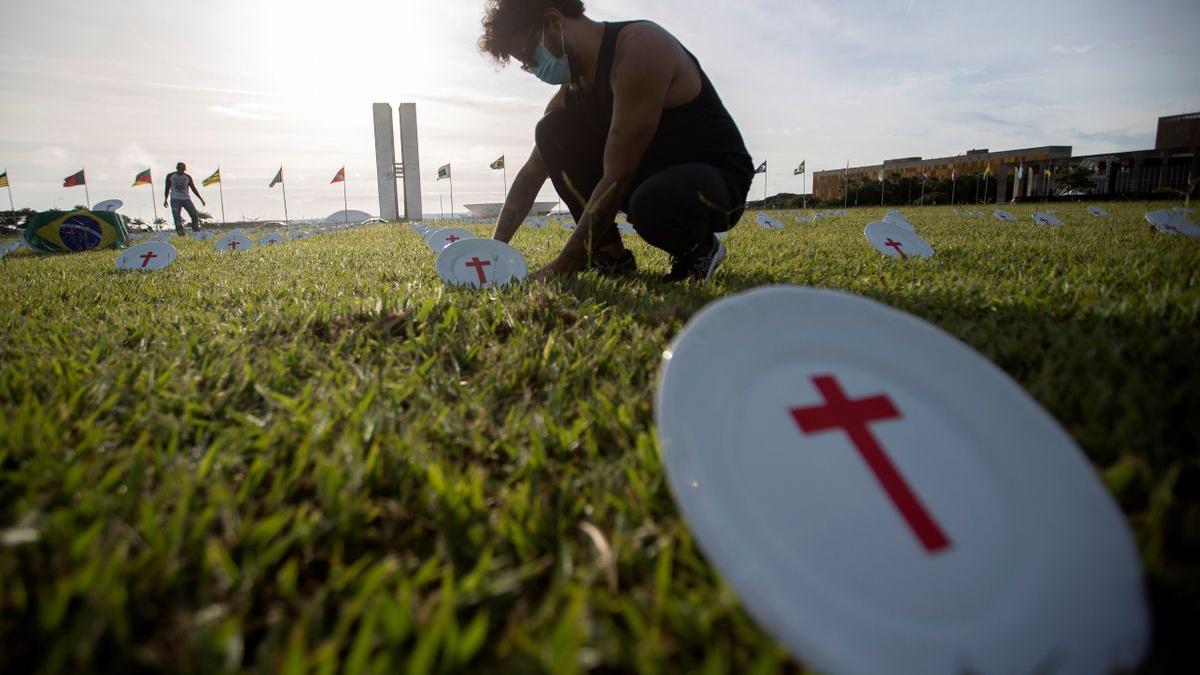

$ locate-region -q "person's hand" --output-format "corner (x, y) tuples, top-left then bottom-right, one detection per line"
(528, 253), (582, 281)
(162, 201), (168, 208)
(200, 199), (207, 206)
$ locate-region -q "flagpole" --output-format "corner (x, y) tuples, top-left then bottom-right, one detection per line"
(449, 166), (455, 221)
(150, 175), (159, 221)
(951, 166), (957, 206)
(218, 170), (227, 225)
(5, 177), (14, 223)
(83, 166), (91, 209)
(342, 167), (349, 224)
(281, 171), (290, 226)
(844, 158), (849, 210)
(503, 162), (508, 201)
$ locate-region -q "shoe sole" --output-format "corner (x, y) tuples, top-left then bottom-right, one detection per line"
(699, 239), (726, 282)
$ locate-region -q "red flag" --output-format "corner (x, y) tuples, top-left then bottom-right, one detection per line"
(331, 167), (345, 184)
(63, 169), (86, 188)
(132, 168), (152, 187)
(269, 167), (283, 188)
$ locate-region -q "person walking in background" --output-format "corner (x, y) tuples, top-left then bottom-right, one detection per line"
(163, 162), (206, 235)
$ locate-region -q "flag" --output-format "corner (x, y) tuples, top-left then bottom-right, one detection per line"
(269, 167), (283, 188)
(951, 165), (957, 180)
(754, 161), (767, 175)
(203, 168), (221, 186)
(437, 163), (451, 180)
(1016, 163), (1024, 179)
(0, 171), (8, 188)
(922, 166), (929, 180)
(793, 160), (805, 176)
(983, 164), (993, 178)
(23, 209), (128, 253)
(331, 167), (345, 184)
(878, 169), (885, 182)
(490, 156), (505, 170)
(1044, 166), (1053, 178)
(63, 169), (86, 188)
(132, 168), (152, 187)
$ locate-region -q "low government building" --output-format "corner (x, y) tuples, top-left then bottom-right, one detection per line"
(812, 112), (1199, 203)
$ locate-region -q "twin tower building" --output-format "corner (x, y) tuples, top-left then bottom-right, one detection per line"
(373, 102), (423, 222)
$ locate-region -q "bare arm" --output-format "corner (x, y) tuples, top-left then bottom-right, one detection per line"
(163, 174), (171, 203)
(492, 88), (567, 243)
(188, 176), (205, 204)
(493, 146), (549, 243)
(542, 26), (672, 273)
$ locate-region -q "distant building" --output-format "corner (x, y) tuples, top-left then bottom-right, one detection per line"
(812, 113), (1199, 203)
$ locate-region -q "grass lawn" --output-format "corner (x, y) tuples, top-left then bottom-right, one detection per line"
(1, 202), (1197, 673)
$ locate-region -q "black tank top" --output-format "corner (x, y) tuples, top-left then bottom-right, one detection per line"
(565, 21), (754, 190)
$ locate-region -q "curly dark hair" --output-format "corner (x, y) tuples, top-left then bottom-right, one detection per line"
(479, 0), (586, 65)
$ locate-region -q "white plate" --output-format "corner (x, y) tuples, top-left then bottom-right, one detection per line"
(214, 233), (253, 253)
(1087, 205), (1109, 217)
(882, 212), (915, 231)
(1148, 210), (1200, 237)
(756, 212), (784, 230)
(426, 227), (475, 253)
(993, 209), (1019, 222)
(435, 238), (527, 288)
(654, 286), (1149, 675)
(93, 199), (123, 212)
(1033, 212), (1064, 227)
(259, 232), (288, 246)
(864, 221), (934, 260)
(116, 241), (176, 271)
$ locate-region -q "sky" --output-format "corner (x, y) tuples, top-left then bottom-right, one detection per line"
(1, 0), (1197, 221)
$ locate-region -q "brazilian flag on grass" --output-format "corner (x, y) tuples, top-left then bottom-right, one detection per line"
(22, 209), (130, 253)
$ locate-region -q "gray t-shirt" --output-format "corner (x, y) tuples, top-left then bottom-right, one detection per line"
(167, 172), (192, 201)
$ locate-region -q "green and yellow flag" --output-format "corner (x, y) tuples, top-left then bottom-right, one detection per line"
(983, 163), (993, 178)
(0, 171), (9, 188)
(490, 156), (504, 170)
(793, 160), (805, 176)
(23, 209), (129, 253)
(437, 164), (451, 180)
(203, 168), (221, 187)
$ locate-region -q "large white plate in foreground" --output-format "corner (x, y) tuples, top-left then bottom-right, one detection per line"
(864, 221), (934, 259)
(116, 241), (176, 271)
(654, 286), (1148, 675)
(435, 238), (527, 288)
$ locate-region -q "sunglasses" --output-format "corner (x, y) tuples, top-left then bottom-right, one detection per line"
(516, 26), (545, 73)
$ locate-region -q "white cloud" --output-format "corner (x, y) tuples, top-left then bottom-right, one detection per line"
(1051, 43), (1099, 55)
(208, 104), (278, 122)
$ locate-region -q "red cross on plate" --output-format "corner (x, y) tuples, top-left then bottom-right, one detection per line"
(465, 256), (491, 283)
(790, 374), (950, 554)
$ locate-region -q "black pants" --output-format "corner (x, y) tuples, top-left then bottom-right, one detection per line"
(535, 108), (747, 257)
